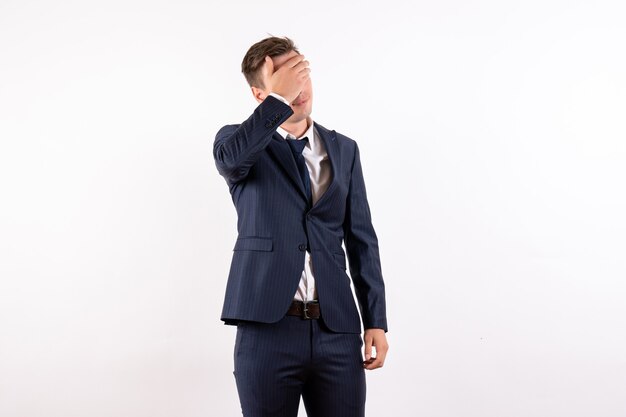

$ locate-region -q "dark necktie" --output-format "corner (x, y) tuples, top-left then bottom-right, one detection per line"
(285, 136), (312, 205)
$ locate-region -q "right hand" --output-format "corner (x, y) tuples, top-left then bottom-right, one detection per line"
(261, 54), (310, 104)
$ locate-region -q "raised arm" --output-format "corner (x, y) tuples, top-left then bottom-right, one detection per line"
(213, 95), (293, 185)
(214, 53), (310, 185)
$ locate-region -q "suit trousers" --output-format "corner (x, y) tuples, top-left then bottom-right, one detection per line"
(232, 313), (366, 417)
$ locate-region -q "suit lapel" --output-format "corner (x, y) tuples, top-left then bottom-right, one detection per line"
(311, 122), (338, 211)
(267, 132), (309, 201)
(267, 122), (338, 210)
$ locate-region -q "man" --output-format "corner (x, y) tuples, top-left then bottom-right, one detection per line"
(213, 36), (389, 417)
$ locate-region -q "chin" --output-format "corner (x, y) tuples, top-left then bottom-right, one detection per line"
(290, 109), (311, 121)
(296, 105), (313, 118)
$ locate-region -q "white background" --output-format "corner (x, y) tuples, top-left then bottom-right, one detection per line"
(1, 1), (625, 416)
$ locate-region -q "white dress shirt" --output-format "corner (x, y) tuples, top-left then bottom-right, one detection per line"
(268, 93), (332, 302)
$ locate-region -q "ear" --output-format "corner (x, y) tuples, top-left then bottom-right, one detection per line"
(251, 86), (266, 104)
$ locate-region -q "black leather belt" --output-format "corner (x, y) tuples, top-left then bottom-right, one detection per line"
(286, 299), (320, 319)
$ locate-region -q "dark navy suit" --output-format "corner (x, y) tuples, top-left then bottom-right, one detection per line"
(214, 95), (388, 416)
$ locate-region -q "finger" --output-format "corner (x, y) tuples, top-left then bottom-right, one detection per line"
(297, 72), (311, 82)
(284, 53), (305, 68)
(296, 67), (311, 78)
(371, 342), (387, 366)
(376, 349), (387, 366)
(293, 60), (310, 72)
(363, 356), (384, 370)
(363, 336), (373, 361)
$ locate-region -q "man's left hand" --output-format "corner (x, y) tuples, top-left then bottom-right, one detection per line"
(362, 328), (388, 370)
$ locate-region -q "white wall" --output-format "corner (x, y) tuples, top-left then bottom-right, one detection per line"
(1, 1), (625, 416)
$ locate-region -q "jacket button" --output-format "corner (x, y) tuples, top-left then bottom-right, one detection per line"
(298, 244), (307, 251)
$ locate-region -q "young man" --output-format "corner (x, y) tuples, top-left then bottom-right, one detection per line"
(213, 36), (389, 417)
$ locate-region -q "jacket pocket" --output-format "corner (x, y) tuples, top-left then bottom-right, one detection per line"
(233, 236), (273, 252)
(333, 252), (347, 270)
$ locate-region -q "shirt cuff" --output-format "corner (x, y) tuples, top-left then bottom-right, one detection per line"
(268, 92), (290, 106)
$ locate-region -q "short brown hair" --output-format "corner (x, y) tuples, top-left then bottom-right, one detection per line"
(241, 36), (300, 89)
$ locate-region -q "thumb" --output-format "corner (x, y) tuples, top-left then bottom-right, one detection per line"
(264, 55), (274, 74)
(364, 336), (372, 361)
(262, 56), (274, 89)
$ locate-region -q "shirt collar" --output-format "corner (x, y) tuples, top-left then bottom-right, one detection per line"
(276, 117), (315, 144)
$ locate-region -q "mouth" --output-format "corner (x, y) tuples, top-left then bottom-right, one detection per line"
(292, 98), (308, 106)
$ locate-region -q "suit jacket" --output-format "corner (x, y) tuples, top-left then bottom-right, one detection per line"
(213, 95), (388, 334)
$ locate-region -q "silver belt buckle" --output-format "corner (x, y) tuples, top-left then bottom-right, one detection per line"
(302, 301), (311, 319)
(302, 299), (318, 319)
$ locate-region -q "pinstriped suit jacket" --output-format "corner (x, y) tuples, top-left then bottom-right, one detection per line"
(213, 95), (388, 334)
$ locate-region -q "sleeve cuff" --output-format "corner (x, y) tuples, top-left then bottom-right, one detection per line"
(268, 92), (290, 106)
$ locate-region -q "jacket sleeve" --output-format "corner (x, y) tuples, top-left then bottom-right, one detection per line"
(343, 141), (388, 333)
(213, 95), (293, 185)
